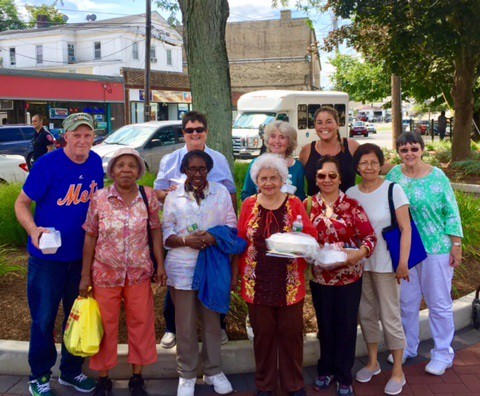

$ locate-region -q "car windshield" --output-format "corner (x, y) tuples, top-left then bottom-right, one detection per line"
(233, 112), (276, 129)
(353, 121), (363, 127)
(104, 125), (157, 147)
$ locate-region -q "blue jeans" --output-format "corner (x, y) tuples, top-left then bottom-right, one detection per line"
(27, 256), (84, 380)
(164, 288), (227, 333)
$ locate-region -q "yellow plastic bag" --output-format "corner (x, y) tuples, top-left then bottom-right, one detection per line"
(64, 295), (104, 357)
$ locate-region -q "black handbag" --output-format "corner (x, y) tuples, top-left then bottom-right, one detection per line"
(382, 182), (427, 271)
(472, 285), (480, 329)
(139, 185), (158, 278)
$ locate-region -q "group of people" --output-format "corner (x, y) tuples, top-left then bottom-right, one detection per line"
(14, 106), (463, 396)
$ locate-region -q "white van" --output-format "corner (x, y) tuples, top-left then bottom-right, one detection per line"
(232, 90), (349, 158)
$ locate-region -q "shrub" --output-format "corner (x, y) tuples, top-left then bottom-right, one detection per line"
(455, 191), (480, 262)
(0, 183), (28, 247)
(451, 159), (480, 176)
(0, 245), (26, 277)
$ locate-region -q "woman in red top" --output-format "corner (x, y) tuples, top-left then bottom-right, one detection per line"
(307, 155), (376, 396)
(235, 154), (317, 396)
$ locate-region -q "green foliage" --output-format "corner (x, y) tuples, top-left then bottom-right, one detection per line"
(138, 172), (156, 188)
(451, 158), (480, 176)
(330, 53), (390, 103)
(234, 160), (250, 210)
(25, 3), (66, 28)
(0, 245), (26, 277)
(0, 184), (28, 247)
(455, 192), (480, 262)
(0, 0), (26, 31)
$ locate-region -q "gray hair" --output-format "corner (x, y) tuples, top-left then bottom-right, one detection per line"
(263, 121), (298, 157)
(250, 153), (289, 187)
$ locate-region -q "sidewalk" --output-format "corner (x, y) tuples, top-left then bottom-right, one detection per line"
(3, 326), (480, 396)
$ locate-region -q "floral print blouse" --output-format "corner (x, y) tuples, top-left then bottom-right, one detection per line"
(238, 194), (318, 306)
(307, 191), (376, 286)
(83, 184), (161, 288)
(386, 165), (463, 254)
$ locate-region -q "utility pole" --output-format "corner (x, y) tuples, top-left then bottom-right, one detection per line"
(144, 0), (151, 122)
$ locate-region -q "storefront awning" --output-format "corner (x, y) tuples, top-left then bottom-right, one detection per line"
(0, 69), (125, 103)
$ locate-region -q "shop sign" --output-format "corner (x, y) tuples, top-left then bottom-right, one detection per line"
(49, 108), (69, 119)
(138, 90), (192, 103)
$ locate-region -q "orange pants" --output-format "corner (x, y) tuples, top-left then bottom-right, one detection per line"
(90, 280), (157, 371)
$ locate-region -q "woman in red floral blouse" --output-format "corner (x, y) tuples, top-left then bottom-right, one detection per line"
(306, 155), (376, 396)
(236, 154), (317, 396)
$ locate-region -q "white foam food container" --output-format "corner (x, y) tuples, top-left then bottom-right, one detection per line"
(39, 228), (62, 254)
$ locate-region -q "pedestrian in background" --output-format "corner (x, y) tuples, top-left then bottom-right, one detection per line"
(31, 114), (55, 165)
(437, 111), (447, 141)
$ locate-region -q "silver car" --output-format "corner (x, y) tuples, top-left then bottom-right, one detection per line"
(92, 121), (184, 174)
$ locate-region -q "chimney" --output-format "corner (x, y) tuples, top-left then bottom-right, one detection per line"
(36, 15), (49, 29)
(280, 9), (292, 20)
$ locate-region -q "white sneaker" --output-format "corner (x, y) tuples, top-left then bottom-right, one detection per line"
(425, 359), (452, 376)
(221, 329), (229, 345)
(177, 377), (196, 396)
(203, 372), (233, 394)
(161, 331), (176, 348)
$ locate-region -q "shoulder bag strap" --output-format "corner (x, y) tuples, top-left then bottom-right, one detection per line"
(138, 185), (158, 275)
(387, 182), (397, 228)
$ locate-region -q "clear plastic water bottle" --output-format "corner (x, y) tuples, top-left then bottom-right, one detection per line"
(292, 215), (303, 232)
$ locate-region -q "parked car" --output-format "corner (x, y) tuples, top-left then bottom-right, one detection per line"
(415, 120), (430, 135)
(365, 122), (377, 134)
(0, 125), (36, 166)
(0, 154), (29, 183)
(349, 121), (369, 137)
(92, 120), (184, 174)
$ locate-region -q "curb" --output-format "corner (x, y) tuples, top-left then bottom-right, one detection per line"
(452, 182), (480, 194)
(0, 291), (475, 379)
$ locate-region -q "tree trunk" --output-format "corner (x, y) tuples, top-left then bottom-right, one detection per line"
(178, 0), (233, 167)
(450, 48), (477, 161)
(391, 75), (402, 149)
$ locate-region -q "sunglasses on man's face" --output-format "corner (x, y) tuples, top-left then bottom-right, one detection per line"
(183, 127), (206, 134)
(316, 172), (339, 180)
(399, 147), (420, 154)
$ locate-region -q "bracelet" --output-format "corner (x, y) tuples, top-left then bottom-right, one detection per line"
(182, 236), (186, 246)
(453, 242), (462, 247)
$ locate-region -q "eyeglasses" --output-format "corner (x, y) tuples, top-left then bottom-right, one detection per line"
(358, 161), (380, 169)
(184, 127), (206, 134)
(185, 166), (208, 175)
(399, 147), (420, 154)
(316, 172), (339, 180)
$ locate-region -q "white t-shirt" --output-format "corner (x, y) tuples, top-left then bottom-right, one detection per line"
(347, 180), (409, 272)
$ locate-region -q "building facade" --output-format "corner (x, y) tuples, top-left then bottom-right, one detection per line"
(0, 12), (183, 76)
(226, 10), (321, 98)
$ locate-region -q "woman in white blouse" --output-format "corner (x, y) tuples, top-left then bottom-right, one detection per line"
(162, 150), (237, 396)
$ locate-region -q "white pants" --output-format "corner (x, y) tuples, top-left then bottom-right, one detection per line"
(400, 253), (454, 364)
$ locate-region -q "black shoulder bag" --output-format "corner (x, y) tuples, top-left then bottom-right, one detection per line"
(139, 185), (158, 278)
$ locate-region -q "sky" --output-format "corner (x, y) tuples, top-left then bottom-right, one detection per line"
(13, 0), (346, 88)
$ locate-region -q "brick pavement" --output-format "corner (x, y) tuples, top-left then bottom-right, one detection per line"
(3, 327), (480, 396)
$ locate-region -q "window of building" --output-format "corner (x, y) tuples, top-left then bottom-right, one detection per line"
(166, 49), (172, 65)
(150, 46), (157, 63)
(9, 48), (16, 66)
(36, 45), (43, 64)
(132, 42), (139, 60)
(68, 43), (75, 63)
(94, 42), (101, 60)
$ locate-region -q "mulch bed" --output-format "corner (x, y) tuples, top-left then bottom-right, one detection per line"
(0, 248), (478, 342)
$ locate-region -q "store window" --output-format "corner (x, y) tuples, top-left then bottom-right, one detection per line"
(94, 42), (101, 60)
(132, 42), (139, 60)
(36, 45), (43, 64)
(9, 48), (16, 66)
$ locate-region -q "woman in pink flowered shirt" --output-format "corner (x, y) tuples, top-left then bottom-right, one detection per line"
(305, 155), (376, 396)
(80, 148), (166, 396)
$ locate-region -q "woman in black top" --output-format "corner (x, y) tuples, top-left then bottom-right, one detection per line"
(299, 106), (359, 195)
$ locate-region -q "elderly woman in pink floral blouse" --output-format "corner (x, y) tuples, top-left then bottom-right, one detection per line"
(80, 147), (166, 396)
